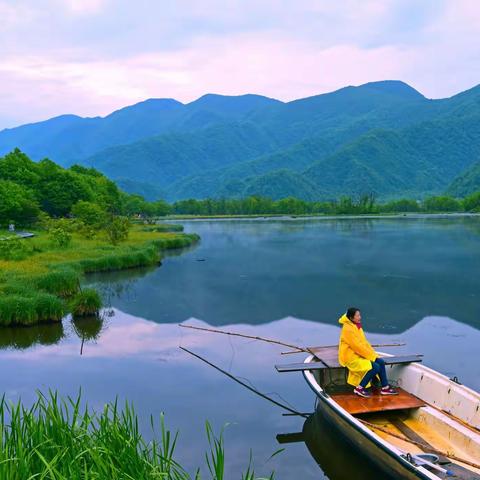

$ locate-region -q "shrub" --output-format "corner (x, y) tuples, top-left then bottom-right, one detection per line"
(70, 288), (102, 317)
(49, 226), (72, 248)
(105, 216), (130, 245)
(0, 236), (33, 260)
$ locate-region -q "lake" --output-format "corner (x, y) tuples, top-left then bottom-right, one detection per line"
(1, 216), (479, 479)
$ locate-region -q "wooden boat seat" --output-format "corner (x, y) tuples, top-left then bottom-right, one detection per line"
(330, 388), (425, 415)
(275, 354), (422, 373)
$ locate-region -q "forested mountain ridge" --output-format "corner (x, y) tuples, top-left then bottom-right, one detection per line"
(0, 94), (280, 165)
(447, 161), (480, 197)
(1, 80), (480, 201)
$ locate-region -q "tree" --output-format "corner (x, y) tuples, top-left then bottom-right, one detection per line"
(37, 159), (93, 216)
(423, 196), (462, 212)
(463, 191), (480, 212)
(105, 216), (130, 245)
(72, 201), (107, 227)
(0, 180), (40, 226)
(382, 198), (420, 212)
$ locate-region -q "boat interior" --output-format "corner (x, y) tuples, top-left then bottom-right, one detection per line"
(309, 348), (480, 479)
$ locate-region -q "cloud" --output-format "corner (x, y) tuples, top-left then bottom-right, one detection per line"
(0, 0), (478, 128)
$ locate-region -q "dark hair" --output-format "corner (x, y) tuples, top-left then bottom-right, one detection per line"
(346, 307), (360, 320)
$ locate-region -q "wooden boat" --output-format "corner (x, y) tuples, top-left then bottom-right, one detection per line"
(276, 347), (480, 479)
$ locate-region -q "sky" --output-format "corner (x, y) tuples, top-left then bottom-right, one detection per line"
(0, 0), (479, 129)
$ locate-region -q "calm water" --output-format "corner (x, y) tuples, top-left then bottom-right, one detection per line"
(1, 216), (479, 479)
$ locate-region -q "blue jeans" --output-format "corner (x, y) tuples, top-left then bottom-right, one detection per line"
(359, 357), (388, 388)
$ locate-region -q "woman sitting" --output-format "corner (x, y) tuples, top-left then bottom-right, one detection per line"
(338, 307), (398, 398)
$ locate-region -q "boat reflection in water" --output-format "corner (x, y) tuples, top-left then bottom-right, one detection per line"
(302, 411), (397, 480)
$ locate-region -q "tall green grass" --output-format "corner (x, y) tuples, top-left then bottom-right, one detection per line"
(0, 392), (275, 480)
(0, 293), (65, 327)
(70, 288), (102, 317)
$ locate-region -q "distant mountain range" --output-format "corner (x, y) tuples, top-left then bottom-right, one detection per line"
(1, 80), (480, 201)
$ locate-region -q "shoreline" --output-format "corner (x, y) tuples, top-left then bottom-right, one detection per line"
(165, 212), (480, 222)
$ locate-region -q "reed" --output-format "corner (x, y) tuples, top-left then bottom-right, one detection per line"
(33, 267), (80, 296)
(70, 288), (103, 317)
(0, 292), (64, 326)
(0, 392), (275, 480)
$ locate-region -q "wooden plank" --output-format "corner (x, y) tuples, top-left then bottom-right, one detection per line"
(275, 355), (423, 373)
(331, 388), (425, 415)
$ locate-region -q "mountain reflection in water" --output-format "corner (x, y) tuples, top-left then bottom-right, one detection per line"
(0, 310), (479, 479)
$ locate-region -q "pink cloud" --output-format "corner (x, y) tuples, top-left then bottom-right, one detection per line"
(0, 0), (478, 127)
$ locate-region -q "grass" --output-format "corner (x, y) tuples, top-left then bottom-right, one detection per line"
(0, 226), (199, 326)
(70, 289), (103, 317)
(0, 293), (65, 327)
(0, 391), (275, 480)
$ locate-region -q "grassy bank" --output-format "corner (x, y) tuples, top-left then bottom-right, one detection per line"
(0, 226), (199, 326)
(0, 391), (274, 479)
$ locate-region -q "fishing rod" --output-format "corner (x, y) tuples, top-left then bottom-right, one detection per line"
(179, 323), (405, 355)
(179, 346), (308, 418)
(179, 324), (308, 352)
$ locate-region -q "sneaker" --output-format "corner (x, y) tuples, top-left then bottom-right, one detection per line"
(354, 386), (372, 398)
(380, 386), (398, 395)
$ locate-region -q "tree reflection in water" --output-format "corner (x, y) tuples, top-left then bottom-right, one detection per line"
(71, 314), (107, 355)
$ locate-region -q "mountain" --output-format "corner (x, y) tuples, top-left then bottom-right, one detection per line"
(86, 122), (280, 188)
(447, 161), (480, 197)
(2, 80), (480, 201)
(0, 94), (280, 165)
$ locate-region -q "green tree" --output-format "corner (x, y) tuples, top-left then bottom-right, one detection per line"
(0, 180), (40, 226)
(382, 198), (420, 212)
(105, 216), (130, 245)
(423, 196), (462, 212)
(462, 191), (480, 212)
(72, 201), (107, 227)
(37, 159), (93, 216)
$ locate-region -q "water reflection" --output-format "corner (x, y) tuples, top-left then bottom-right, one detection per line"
(0, 322), (65, 350)
(302, 412), (397, 480)
(0, 309), (479, 478)
(0, 315), (107, 352)
(84, 217), (480, 331)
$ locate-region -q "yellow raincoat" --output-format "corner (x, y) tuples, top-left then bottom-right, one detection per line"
(338, 313), (377, 386)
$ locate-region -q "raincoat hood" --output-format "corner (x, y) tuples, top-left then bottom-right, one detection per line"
(338, 313), (349, 325)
